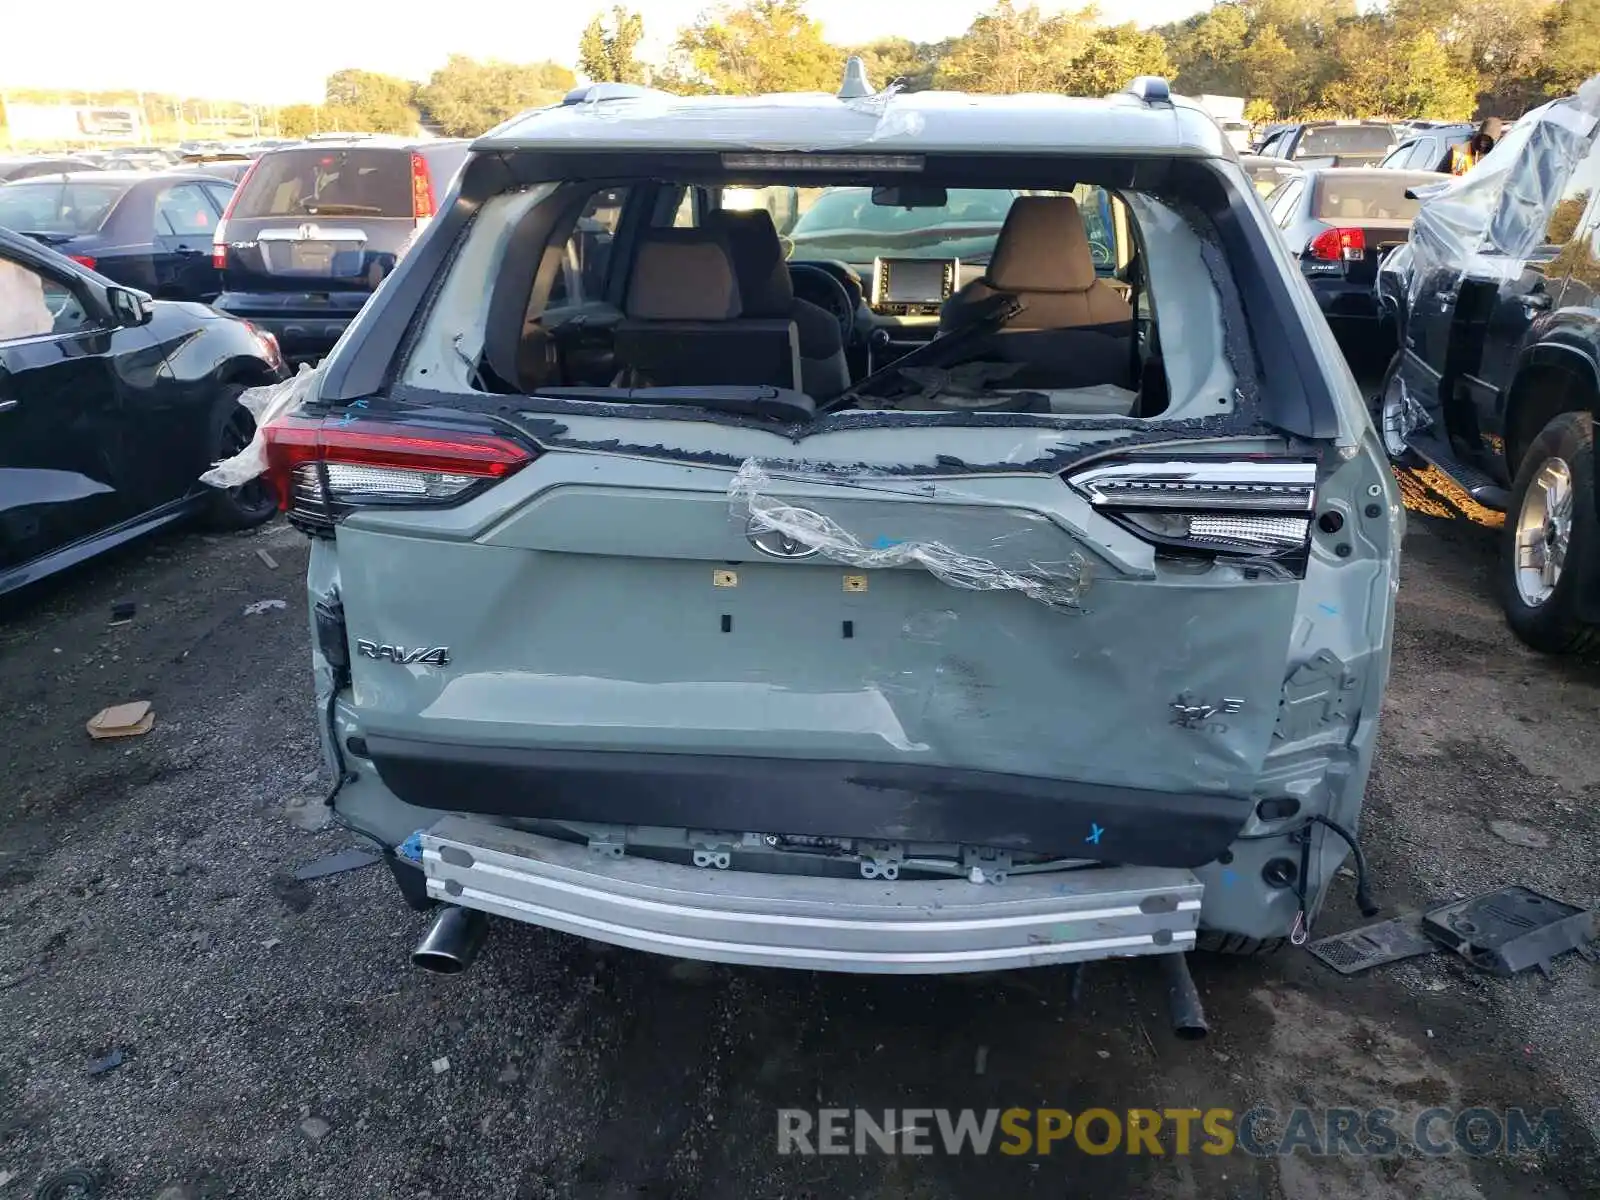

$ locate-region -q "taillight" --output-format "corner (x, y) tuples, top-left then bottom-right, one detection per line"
(410, 152), (435, 222)
(69, 254), (97, 270)
(263, 412), (532, 533)
(213, 155), (264, 270)
(1307, 227), (1365, 263)
(1068, 459), (1317, 572)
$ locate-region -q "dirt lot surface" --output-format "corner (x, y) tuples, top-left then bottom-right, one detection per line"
(1, 495), (1598, 1200)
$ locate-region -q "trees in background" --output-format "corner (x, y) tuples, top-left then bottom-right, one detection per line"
(579, 7), (649, 85)
(418, 56), (577, 136)
(665, 0), (841, 94)
(322, 69), (419, 134)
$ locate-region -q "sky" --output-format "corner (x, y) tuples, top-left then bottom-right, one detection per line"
(0, 0), (1212, 105)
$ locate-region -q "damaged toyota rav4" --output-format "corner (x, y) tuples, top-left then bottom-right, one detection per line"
(207, 70), (1400, 980)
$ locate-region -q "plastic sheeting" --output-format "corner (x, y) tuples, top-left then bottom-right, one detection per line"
(727, 459), (1091, 610)
(1403, 77), (1600, 318)
(199, 363), (321, 489)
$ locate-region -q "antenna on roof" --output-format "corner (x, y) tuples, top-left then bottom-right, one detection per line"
(838, 57), (875, 100)
(1124, 76), (1172, 105)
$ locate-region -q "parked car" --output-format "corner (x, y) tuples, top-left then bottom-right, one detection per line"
(1379, 124), (1475, 174)
(1256, 120), (1400, 168)
(1262, 166), (1444, 358)
(193, 159), (255, 184)
(0, 156), (101, 183)
(215, 71), (1400, 980)
(212, 137), (469, 361)
(1376, 89), (1600, 652)
(0, 170), (238, 303)
(0, 225), (286, 596)
(1238, 153), (1302, 198)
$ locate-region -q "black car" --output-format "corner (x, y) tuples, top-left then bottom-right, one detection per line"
(1264, 166), (1443, 358)
(212, 137), (469, 361)
(1376, 97), (1600, 652)
(0, 170), (238, 303)
(1380, 123), (1474, 174)
(0, 226), (288, 595)
(1256, 120), (1399, 168)
(0, 156), (102, 183)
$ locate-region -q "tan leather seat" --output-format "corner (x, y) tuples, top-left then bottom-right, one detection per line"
(940, 195), (1131, 332)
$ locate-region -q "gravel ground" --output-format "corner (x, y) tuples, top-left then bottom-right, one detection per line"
(1, 490), (1598, 1200)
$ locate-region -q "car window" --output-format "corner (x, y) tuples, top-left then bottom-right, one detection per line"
(0, 253), (92, 341)
(1380, 141), (1416, 170)
(0, 180), (127, 235)
(1409, 138), (1439, 171)
(548, 186), (631, 306)
(1266, 179), (1303, 226)
(228, 148), (413, 218)
(155, 183), (220, 237)
(201, 182), (237, 213)
(1295, 126), (1395, 157)
(1312, 175), (1437, 221)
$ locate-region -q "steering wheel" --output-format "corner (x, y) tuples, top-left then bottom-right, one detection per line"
(788, 263), (856, 344)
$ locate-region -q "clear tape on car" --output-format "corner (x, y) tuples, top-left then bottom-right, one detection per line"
(199, 364), (321, 489)
(514, 89), (926, 150)
(1403, 74), (1600, 318)
(727, 459), (1091, 609)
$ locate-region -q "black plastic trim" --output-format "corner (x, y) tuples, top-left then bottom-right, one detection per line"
(364, 737), (1253, 866)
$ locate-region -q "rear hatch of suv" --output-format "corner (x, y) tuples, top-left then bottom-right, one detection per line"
(213, 145), (447, 353)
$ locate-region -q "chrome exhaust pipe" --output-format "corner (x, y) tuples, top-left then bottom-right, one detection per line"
(412, 906), (487, 974)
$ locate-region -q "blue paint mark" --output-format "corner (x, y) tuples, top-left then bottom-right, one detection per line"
(1317, 603), (1339, 616)
(350, 398), (370, 409)
(870, 535), (903, 550)
(1221, 868), (1240, 888)
(331, 413), (358, 427)
(1086, 823), (1104, 846)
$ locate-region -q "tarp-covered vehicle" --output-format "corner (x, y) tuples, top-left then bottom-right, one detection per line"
(205, 71), (1400, 979)
(1377, 77), (1600, 653)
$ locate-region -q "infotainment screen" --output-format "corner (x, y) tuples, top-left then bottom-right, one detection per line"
(872, 257), (958, 309)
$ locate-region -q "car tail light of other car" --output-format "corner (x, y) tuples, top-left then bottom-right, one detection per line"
(410, 152), (435, 224)
(69, 254), (96, 270)
(1306, 226), (1366, 265)
(213, 155), (264, 269)
(1067, 459), (1317, 572)
(262, 413), (534, 532)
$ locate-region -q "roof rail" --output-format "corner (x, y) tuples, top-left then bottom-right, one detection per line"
(1124, 76), (1172, 105)
(838, 56), (875, 100)
(562, 82), (663, 105)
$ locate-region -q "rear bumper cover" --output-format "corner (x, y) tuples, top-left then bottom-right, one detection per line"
(213, 291), (363, 354)
(366, 737), (1252, 868)
(421, 815), (1202, 973)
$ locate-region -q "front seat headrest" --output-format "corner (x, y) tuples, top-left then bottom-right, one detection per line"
(625, 229), (743, 321)
(986, 196), (1100, 294)
(703, 208), (794, 318)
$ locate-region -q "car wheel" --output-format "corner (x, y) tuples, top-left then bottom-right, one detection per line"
(1373, 352), (1421, 466)
(1500, 411), (1600, 655)
(1194, 931), (1284, 957)
(204, 383), (278, 531)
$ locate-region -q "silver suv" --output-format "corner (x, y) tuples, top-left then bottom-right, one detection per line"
(217, 71), (1400, 983)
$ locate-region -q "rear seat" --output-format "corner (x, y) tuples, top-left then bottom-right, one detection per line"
(615, 229), (802, 390)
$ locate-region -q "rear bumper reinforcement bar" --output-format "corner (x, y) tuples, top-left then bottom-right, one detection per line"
(420, 816), (1203, 974)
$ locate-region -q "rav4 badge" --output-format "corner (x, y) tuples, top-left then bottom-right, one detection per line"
(356, 640), (451, 667)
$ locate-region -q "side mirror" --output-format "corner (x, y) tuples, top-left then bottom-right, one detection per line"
(106, 286), (153, 328)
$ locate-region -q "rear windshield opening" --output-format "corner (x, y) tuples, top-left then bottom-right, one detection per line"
(0, 180), (127, 234)
(403, 161), (1249, 426)
(1312, 175), (1433, 221)
(230, 148), (414, 219)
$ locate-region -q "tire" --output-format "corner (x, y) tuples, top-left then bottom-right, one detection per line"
(1372, 351), (1421, 467)
(204, 383), (278, 532)
(1194, 931), (1285, 957)
(1500, 411), (1600, 655)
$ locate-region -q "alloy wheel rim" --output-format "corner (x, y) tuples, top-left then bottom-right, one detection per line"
(1513, 456), (1574, 607)
(222, 408), (273, 514)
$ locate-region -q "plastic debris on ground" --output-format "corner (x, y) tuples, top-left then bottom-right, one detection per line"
(1422, 886), (1596, 977)
(1307, 914), (1440, 975)
(109, 600), (137, 625)
(87, 1048), (125, 1076)
(85, 701), (154, 740)
(293, 848), (382, 881)
(242, 599), (287, 616)
(727, 459), (1090, 610)
(200, 363), (322, 490)
(255, 548), (279, 570)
